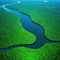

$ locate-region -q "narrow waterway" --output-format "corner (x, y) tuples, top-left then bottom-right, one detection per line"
(0, 2), (60, 52)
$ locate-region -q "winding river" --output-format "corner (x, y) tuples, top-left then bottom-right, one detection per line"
(0, 2), (60, 51)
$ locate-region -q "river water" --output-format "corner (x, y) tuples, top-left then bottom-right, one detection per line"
(0, 2), (60, 51)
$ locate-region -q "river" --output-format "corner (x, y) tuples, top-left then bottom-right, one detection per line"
(0, 2), (60, 52)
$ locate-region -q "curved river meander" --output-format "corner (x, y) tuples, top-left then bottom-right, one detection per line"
(0, 2), (60, 51)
